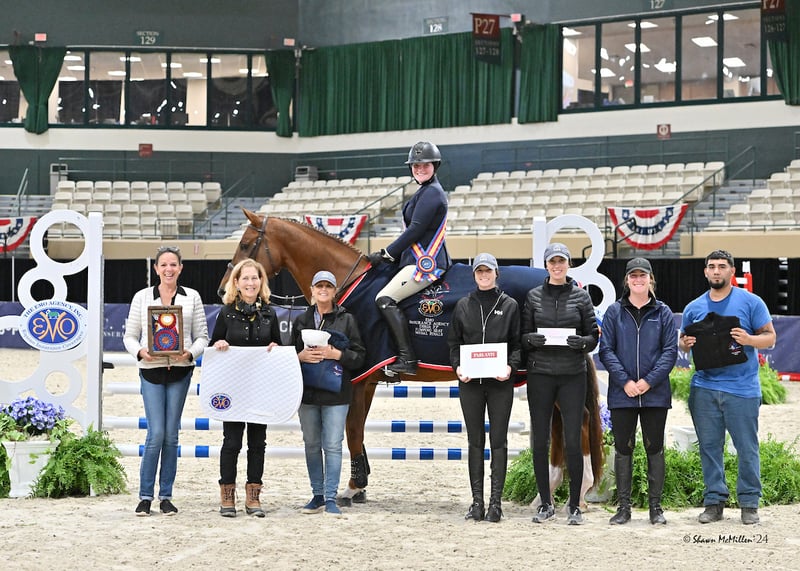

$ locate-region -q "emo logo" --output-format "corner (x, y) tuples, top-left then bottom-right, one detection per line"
(417, 282), (451, 317)
(210, 393), (233, 411)
(18, 300), (87, 351)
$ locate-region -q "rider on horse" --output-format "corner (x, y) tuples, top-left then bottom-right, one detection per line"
(368, 141), (452, 375)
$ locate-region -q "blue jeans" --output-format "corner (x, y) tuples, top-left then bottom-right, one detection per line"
(139, 372), (191, 500)
(688, 385), (761, 508)
(298, 403), (349, 501)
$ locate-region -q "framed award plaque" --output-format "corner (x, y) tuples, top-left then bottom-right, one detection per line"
(147, 305), (184, 355)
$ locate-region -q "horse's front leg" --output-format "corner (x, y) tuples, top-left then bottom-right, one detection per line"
(530, 461), (565, 509)
(340, 379), (373, 505)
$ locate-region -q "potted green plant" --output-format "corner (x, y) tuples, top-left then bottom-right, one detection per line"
(0, 396), (71, 497)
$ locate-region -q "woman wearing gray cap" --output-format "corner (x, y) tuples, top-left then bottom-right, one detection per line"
(292, 270), (366, 517)
(522, 242), (599, 526)
(448, 252), (522, 522)
(599, 257), (676, 525)
(211, 258), (281, 518)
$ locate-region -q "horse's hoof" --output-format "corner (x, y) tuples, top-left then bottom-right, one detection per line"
(336, 496), (352, 507)
(352, 490), (367, 504)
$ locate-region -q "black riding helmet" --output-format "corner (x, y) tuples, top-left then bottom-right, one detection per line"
(405, 141), (442, 175)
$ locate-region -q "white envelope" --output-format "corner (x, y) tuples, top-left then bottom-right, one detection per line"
(537, 327), (576, 346)
(459, 342), (508, 379)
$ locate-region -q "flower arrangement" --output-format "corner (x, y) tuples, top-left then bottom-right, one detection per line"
(0, 396), (72, 442)
(599, 400), (613, 446)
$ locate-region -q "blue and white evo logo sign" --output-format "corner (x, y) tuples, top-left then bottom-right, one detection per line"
(18, 300), (87, 351)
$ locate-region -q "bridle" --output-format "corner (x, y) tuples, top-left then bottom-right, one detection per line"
(229, 215), (369, 301)
(228, 215), (279, 278)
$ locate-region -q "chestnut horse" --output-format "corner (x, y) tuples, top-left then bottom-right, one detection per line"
(219, 210), (605, 505)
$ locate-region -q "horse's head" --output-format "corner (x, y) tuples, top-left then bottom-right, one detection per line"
(218, 208), (284, 299)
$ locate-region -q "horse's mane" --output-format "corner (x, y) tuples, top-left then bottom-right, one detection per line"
(278, 217), (365, 257)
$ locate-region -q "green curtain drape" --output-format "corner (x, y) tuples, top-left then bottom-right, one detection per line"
(9, 45), (66, 134)
(297, 29), (513, 137)
(517, 24), (560, 123)
(264, 50), (297, 137)
(768, 2), (800, 105)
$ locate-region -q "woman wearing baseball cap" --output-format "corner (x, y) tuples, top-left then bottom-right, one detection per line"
(292, 270), (366, 517)
(599, 257), (677, 525)
(448, 253), (521, 523)
(522, 243), (599, 526)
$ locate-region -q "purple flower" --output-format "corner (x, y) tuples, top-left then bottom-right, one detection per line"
(1, 396), (66, 438)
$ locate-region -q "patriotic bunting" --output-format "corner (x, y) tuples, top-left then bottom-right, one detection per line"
(304, 214), (368, 245)
(607, 204), (688, 250)
(0, 216), (37, 253)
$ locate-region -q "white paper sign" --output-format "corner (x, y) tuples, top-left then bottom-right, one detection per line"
(537, 327), (576, 346)
(459, 342), (508, 379)
(200, 346), (303, 424)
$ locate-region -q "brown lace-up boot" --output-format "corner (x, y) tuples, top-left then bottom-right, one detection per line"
(219, 483), (237, 517)
(245, 483), (265, 518)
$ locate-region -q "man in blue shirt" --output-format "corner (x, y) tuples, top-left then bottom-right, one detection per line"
(680, 250), (776, 525)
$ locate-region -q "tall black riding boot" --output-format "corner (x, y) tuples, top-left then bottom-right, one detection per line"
(464, 445), (485, 520)
(609, 453), (632, 525)
(376, 296), (418, 374)
(648, 451), (667, 524)
(485, 447), (507, 523)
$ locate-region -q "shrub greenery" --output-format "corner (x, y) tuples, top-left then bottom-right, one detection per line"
(504, 435), (800, 508)
(1, 425), (127, 498)
(669, 357), (787, 405)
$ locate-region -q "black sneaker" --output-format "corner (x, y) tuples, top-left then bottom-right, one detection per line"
(532, 503), (555, 523)
(135, 499), (151, 517)
(159, 499), (178, 515)
(567, 506), (584, 525)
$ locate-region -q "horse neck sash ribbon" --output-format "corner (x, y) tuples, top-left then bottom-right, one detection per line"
(410, 216), (447, 282)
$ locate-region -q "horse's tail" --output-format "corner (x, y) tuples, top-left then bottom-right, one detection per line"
(584, 354), (605, 486)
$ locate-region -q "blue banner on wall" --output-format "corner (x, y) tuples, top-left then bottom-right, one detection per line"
(0, 302), (300, 353)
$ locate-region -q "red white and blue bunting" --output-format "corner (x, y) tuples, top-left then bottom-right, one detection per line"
(607, 204), (688, 250)
(304, 214), (368, 245)
(0, 216), (37, 253)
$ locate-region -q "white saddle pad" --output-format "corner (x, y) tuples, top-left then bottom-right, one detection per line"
(200, 346), (303, 424)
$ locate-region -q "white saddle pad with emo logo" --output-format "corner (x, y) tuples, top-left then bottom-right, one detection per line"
(200, 346), (303, 424)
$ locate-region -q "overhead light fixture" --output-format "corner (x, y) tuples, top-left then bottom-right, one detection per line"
(628, 21), (658, 29)
(59, 76), (78, 82)
(722, 57), (746, 68)
(64, 54), (82, 62)
(107, 70), (126, 76)
(706, 13), (739, 23)
(562, 27), (582, 37)
(625, 43), (650, 53)
(600, 47), (609, 60)
(160, 62), (183, 69)
(66, 65), (85, 71)
(590, 67), (616, 78)
(692, 36), (718, 47)
(239, 68), (249, 74)
(200, 57), (221, 64)
(182, 72), (204, 78)
(121, 56), (142, 62)
(654, 58), (676, 73)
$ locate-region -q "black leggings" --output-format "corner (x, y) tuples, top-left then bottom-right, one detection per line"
(610, 407), (668, 456)
(528, 372), (586, 509)
(219, 421), (267, 485)
(459, 379), (514, 452)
